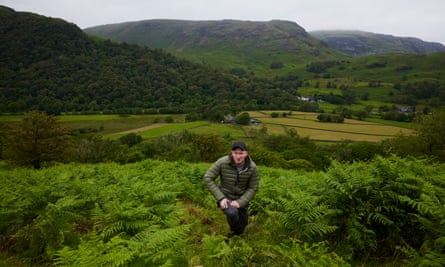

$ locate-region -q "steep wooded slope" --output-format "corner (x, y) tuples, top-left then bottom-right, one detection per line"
(0, 6), (297, 115)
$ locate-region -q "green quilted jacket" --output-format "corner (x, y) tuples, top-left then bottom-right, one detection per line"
(203, 155), (259, 208)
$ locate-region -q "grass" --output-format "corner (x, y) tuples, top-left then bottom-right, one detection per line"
(188, 123), (246, 137)
(1, 111), (416, 143)
(249, 111), (414, 142)
(108, 121), (208, 139)
(0, 115), (24, 122)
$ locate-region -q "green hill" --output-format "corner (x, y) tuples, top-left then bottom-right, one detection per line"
(84, 19), (345, 76)
(310, 30), (445, 57)
(1, 5), (445, 115)
(0, 6), (299, 116)
(299, 52), (445, 110)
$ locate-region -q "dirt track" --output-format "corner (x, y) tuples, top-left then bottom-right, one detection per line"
(116, 123), (168, 135)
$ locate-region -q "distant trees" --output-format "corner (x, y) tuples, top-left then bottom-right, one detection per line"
(381, 110), (415, 122)
(1, 5), (316, 116)
(235, 112), (251, 125)
(2, 111), (73, 168)
(119, 133), (143, 147)
(4, 108), (445, 170)
(253, 129), (330, 171)
(0, 16), (302, 115)
(305, 60), (339, 73)
(317, 113), (344, 123)
(270, 62), (284, 69)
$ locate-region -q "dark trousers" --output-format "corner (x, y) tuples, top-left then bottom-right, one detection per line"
(220, 203), (248, 235)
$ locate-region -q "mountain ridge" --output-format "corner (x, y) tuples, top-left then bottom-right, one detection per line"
(309, 30), (445, 57)
(84, 19), (445, 74)
(2, 5), (445, 116)
(84, 19), (343, 76)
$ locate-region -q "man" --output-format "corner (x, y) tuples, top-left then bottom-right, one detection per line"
(203, 141), (259, 236)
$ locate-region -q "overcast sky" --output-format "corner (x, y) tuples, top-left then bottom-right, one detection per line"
(2, 0), (444, 44)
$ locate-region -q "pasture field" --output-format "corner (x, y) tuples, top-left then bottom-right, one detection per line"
(248, 111), (414, 142)
(110, 121), (210, 139)
(0, 114), (186, 132)
(1, 111), (415, 142)
(60, 115), (160, 135)
(187, 123), (246, 137)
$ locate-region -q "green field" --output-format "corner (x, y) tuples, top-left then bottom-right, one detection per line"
(248, 111), (414, 142)
(1, 111), (415, 142)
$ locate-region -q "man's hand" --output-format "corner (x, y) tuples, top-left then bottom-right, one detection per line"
(220, 198), (240, 209)
(230, 201), (240, 208)
(219, 198), (230, 209)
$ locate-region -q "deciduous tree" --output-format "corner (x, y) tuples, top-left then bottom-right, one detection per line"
(3, 110), (72, 168)
(415, 108), (445, 161)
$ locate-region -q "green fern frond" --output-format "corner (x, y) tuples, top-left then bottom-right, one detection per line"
(278, 192), (337, 239)
(304, 222), (338, 236)
(55, 233), (136, 267)
(133, 224), (189, 264)
(368, 212), (394, 226)
(399, 195), (436, 215)
(265, 240), (349, 267)
(152, 190), (180, 203)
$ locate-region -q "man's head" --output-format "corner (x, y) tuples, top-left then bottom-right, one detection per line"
(231, 141), (248, 166)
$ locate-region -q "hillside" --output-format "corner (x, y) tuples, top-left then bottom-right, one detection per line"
(84, 19), (345, 76)
(1, 5), (445, 116)
(310, 30), (445, 57)
(0, 6), (299, 116)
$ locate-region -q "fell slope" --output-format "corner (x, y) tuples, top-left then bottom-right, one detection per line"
(310, 30), (445, 57)
(84, 19), (344, 75)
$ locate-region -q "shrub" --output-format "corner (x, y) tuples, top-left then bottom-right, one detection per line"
(317, 113), (344, 123)
(235, 112), (251, 125)
(119, 133), (143, 147)
(270, 62), (284, 69)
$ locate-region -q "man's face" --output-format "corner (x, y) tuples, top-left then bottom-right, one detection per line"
(231, 149), (248, 166)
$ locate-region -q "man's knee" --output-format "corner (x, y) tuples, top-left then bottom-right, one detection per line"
(224, 205), (239, 220)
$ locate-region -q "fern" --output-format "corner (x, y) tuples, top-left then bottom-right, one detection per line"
(133, 225), (190, 265)
(2, 156), (445, 266)
(199, 234), (253, 267)
(278, 191), (338, 240)
(319, 155), (445, 261)
(265, 240), (350, 267)
(367, 212), (394, 226)
(56, 233), (136, 267)
(91, 200), (152, 239)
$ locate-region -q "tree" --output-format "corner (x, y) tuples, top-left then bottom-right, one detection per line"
(76, 135), (120, 163)
(414, 109), (445, 161)
(119, 133), (143, 148)
(235, 112), (251, 125)
(190, 134), (226, 162)
(354, 110), (368, 121)
(364, 105), (374, 114)
(2, 110), (73, 168)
